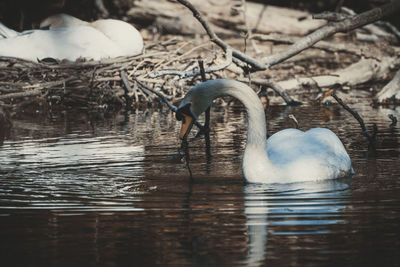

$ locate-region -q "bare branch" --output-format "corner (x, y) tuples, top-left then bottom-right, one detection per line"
(0, 88), (42, 100)
(238, 77), (301, 106)
(331, 92), (376, 144)
(262, 0), (400, 68)
(134, 78), (177, 112)
(0, 78), (74, 100)
(313, 11), (348, 22)
(134, 78), (206, 131)
(176, 0), (266, 71)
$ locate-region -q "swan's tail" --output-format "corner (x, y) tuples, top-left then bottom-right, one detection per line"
(0, 22), (18, 39)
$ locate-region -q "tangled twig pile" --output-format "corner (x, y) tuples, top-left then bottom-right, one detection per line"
(0, 36), (233, 114)
(1, 0), (400, 118)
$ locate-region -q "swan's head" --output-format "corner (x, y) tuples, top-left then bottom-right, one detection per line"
(176, 81), (215, 139)
(40, 14), (87, 29)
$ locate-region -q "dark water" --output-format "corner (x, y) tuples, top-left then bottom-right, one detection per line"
(0, 102), (399, 266)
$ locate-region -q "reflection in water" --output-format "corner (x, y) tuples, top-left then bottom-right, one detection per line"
(243, 180), (350, 266)
(0, 107), (12, 145)
(0, 102), (399, 266)
(1, 136), (144, 172)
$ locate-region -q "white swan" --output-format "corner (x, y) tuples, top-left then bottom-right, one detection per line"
(177, 79), (353, 183)
(0, 14), (143, 61)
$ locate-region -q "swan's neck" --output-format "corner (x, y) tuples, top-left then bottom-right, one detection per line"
(188, 79), (277, 182)
(211, 80), (267, 148)
(211, 81), (273, 182)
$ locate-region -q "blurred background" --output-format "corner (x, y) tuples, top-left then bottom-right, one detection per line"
(0, 0), (398, 31)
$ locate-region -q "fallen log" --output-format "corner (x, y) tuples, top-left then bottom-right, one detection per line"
(127, 0), (324, 36)
(277, 56), (400, 91)
(376, 68), (400, 103)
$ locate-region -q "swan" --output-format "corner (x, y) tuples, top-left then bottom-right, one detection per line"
(0, 14), (143, 61)
(176, 79), (353, 183)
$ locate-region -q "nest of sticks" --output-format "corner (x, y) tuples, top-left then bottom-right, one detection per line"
(0, 31), (367, 117)
(0, 35), (233, 116)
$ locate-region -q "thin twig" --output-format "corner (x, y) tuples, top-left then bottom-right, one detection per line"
(149, 47), (232, 79)
(288, 114), (300, 129)
(153, 41), (192, 70)
(120, 71), (133, 107)
(89, 66), (98, 97)
(21, 78), (75, 90)
(134, 78), (174, 109)
(331, 92), (376, 144)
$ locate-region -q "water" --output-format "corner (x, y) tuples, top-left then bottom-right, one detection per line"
(0, 102), (399, 266)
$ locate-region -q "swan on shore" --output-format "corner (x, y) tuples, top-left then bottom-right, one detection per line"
(0, 14), (143, 62)
(176, 79), (353, 183)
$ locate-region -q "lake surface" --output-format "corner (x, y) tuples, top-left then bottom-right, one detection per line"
(0, 100), (399, 266)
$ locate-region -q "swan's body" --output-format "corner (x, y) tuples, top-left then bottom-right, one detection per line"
(177, 79), (352, 183)
(0, 14), (143, 61)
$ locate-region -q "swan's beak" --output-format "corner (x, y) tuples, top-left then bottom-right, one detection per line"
(179, 114), (194, 140)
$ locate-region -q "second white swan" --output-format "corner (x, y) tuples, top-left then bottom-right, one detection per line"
(0, 14), (143, 61)
(176, 79), (352, 183)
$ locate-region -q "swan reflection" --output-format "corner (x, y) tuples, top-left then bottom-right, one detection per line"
(243, 179), (351, 266)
